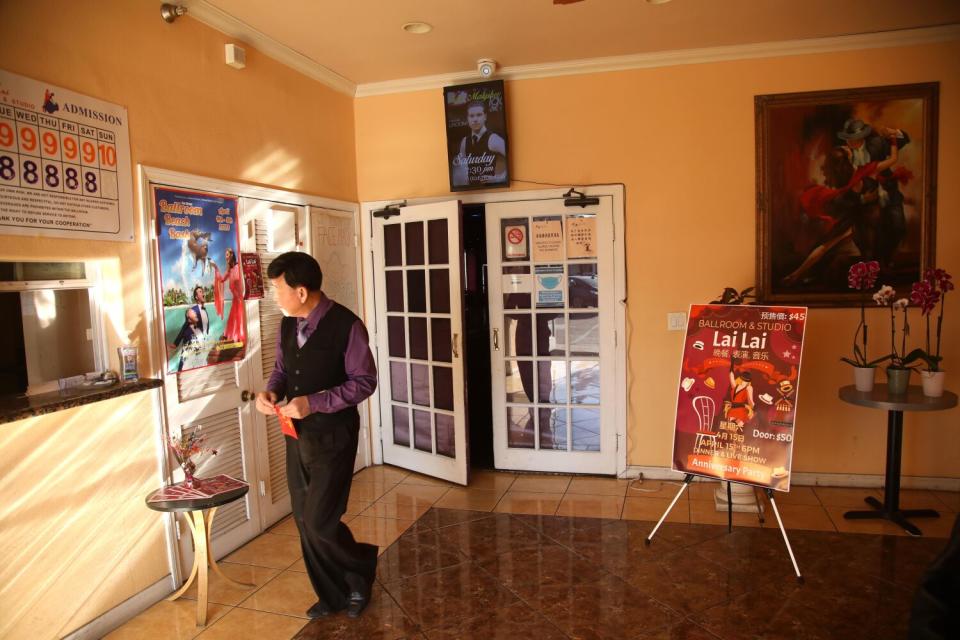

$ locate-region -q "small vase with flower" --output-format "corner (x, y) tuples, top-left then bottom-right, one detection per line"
(167, 426), (218, 489)
(911, 268), (952, 397)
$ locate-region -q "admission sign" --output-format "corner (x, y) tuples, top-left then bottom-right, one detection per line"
(671, 304), (807, 491)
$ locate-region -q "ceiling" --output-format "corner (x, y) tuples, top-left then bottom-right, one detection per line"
(189, 0), (960, 86)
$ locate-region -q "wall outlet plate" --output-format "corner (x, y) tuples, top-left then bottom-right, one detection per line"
(667, 312), (687, 331)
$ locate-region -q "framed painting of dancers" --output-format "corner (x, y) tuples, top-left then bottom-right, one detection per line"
(755, 82), (938, 307)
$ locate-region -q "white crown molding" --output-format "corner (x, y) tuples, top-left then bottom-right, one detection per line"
(356, 23), (960, 97)
(182, 0), (356, 96)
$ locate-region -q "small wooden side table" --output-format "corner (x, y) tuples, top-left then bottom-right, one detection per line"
(146, 482), (254, 626)
(838, 385), (957, 536)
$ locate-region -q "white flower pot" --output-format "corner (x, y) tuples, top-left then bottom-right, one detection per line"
(920, 370), (946, 398)
(853, 367), (875, 392)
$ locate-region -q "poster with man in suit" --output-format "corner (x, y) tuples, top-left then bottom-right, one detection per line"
(444, 80), (509, 191)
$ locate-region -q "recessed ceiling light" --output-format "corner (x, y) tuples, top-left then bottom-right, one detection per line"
(402, 22), (432, 34)
(646, 0), (672, 4)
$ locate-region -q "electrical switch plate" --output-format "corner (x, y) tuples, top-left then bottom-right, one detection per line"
(667, 312), (687, 331)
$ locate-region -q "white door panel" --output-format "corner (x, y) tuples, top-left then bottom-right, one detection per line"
(372, 200), (469, 485)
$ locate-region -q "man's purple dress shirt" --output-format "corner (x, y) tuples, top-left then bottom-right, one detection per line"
(267, 292), (377, 414)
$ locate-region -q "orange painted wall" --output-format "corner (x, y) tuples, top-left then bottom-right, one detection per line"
(0, 1), (357, 637)
(356, 40), (960, 479)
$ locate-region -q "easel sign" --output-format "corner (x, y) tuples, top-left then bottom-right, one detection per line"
(672, 304), (807, 491)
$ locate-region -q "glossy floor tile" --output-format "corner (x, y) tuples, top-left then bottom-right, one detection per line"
(109, 466), (958, 640)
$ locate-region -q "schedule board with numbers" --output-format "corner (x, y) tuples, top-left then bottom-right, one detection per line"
(0, 70), (133, 242)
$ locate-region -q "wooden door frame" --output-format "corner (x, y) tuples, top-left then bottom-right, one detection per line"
(359, 185), (627, 478)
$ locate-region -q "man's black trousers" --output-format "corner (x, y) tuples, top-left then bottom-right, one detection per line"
(285, 415), (377, 610)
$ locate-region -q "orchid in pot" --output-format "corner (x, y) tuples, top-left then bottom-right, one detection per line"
(167, 426), (218, 488)
(874, 285), (920, 395)
(910, 268), (953, 397)
(842, 261), (888, 390)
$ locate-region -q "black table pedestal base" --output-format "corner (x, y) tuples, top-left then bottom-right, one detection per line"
(844, 496), (940, 537)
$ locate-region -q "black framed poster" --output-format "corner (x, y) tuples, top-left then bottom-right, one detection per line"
(443, 80), (509, 191)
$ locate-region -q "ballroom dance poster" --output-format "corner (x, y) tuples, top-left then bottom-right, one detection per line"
(154, 186), (246, 374)
(671, 304), (807, 491)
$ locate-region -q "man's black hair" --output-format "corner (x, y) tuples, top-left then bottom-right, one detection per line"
(267, 251), (323, 291)
(192, 285), (204, 303)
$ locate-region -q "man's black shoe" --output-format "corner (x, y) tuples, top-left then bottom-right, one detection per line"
(306, 600), (332, 619)
(346, 591), (369, 618)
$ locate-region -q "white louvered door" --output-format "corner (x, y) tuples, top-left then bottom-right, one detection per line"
(155, 191), (266, 569)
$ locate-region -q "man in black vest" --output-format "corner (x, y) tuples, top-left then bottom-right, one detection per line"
(453, 100), (507, 187)
(255, 251), (378, 619)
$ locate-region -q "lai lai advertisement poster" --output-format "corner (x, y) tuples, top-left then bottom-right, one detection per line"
(154, 187), (246, 374)
(672, 304), (807, 491)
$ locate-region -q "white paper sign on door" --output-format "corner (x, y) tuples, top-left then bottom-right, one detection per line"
(531, 218), (563, 262)
(566, 216), (597, 259)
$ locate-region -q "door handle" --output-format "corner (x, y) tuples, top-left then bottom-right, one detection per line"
(240, 390), (255, 402)
(493, 328), (500, 351)
(452, 333), (460, 358)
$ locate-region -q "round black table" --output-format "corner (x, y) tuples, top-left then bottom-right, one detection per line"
(838, 385), (957, 536)
(146, 482), (253, 626)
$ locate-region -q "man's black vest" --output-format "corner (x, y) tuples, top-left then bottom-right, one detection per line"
(280, 302), (359, 430)
(465, 129), (492, 157)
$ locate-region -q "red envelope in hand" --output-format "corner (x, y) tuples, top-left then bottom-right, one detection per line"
(274, 404), (298, 439)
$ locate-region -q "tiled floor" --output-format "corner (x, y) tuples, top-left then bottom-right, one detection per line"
(108, 466), (958, 639)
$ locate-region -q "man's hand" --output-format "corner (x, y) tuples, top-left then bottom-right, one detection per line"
(280, 396), (311, 419)
(255, 391), (278, 416)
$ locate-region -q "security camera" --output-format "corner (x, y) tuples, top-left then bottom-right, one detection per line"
(477, 58), (497, 78)
(160, 4), (187, 23)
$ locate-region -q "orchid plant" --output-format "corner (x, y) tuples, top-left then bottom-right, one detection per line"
(873, 285), (915, 369)
(910, 268), (953, 371)
(841, 261), (890, 368)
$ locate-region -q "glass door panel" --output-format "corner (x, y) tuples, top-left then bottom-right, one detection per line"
(486, 199), (616, 474)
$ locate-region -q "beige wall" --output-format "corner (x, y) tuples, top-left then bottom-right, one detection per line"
(0, 1), (358, 638)
(355, 40), (960, 479)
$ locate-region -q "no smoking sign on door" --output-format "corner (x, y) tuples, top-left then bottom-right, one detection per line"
(504, 224), (527, 258)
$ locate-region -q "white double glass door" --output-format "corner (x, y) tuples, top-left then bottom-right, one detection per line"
(486, 198), (617, 474)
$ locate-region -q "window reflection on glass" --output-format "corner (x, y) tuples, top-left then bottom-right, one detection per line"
(411, 363), (429, 406)
(571, 408), (601, 451)
(384, 224), (402, 267)
(540, 407), (568, 451)
(507, 405), (535, 449)
(569, 313), (599, 356)
(407, 270), (426, 313)
(436, 414), (455, 458)
(537, 313), (565, 356)
(390, 361), (407, 402)
(386, 271), (404, 312)
(504, 314), (530, 357)
(570, 360), (600, 404)
(393, 405), (410, 446)
(409, 317), (428, 360)
(536, 360), (567, 404)
(505, 360), (531, 403)
(413, 409), (432, 453)
(568, 263), (598, 309)
(405, 221), (424, 265)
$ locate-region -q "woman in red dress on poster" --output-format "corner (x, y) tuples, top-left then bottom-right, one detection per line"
(212, 247), (246, 344)
(724, 361), (755, 426)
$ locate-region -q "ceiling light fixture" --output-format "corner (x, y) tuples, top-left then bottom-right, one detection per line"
(401, 22), (432, 34)
(646, 0), (673, 4)
(477, 58), (497, 78)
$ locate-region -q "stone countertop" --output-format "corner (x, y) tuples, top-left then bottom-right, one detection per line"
(0, 378), (163, 425)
